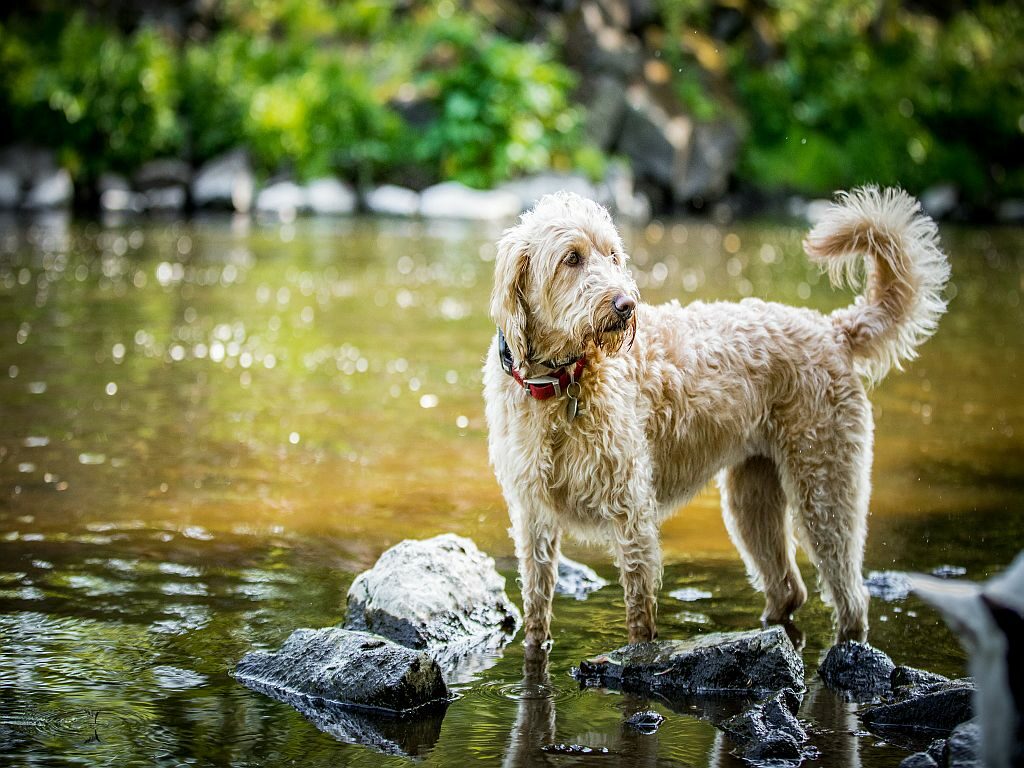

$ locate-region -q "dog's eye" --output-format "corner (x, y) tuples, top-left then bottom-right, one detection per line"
(564, 250), (581, 266)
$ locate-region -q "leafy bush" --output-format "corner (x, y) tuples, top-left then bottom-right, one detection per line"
(410, 17), (599, 188)
(0, 14), (183, 178)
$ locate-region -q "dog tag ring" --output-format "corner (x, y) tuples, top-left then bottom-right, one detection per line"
(566, 381), (582, 421)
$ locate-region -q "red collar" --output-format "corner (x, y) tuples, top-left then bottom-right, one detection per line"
(497, 329), (586, 401)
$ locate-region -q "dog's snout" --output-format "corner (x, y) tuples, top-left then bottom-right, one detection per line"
(613, 294), (636, 318)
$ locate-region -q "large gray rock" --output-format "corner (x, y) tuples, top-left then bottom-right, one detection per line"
(818, 641), (896, 701)
(565, 1), (644, 80)
(573, 626), (804, 698)
(555, 554), (608, 600)
(235, 627), (449, 757)
(23, 168), (73, 209)
(862, 679), (975, 736)
(673, 119), (741, 203)
(306, 177), (356, 215)
(578, 74), (630, 151)
(720, 688), (807, 761)
(191, 149), (254, 212)
(365, 185), (420, 217)
(345, 534), (521, 666)
(235, 627), (449, 711)
(419, 182), (521, 221)
(617, 83), (693, 195)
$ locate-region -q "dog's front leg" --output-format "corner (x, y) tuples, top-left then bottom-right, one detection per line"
(614, 512), (662, 644)
(512, 510), (561, 648)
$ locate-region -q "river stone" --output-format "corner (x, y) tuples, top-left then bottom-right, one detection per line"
(945, 720), (982, 768)
(0, 169), (20, 208)
(865, 570), (914, 601)
(573, 626), (804, 698)
(892, 666), (950, 690)
(192, 149), (254, 212)
(556, 555), (608, 600)
(256, 181), (307, 217)
(365, 185), (420, 217)
(499, 173), (600, 213)
(235, 627), (449, 712)
(306, 177), (356, 215)
(900, 752), (939, 768)
(862, 679), (975, 736)
(23, 168), (73, 209)
(345, 534), (521, 653)
(720, 688), (807, 761)
(818, 641), (896, 701)
(418, 182), (521, 221)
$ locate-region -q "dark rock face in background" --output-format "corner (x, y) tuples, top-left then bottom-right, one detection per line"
(573, 626), (804, 699)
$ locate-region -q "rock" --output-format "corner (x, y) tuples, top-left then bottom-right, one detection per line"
(235, 627), (449, 712)
(598, 159), (651, 223)
(344, 534), (521, 673)
(365, 185), (420, 217)
(892, 666), (950, 690)
(565, 1), (644, 81)
(235, 627), (449, 758)
(541, 744), (610, 755)
(930, 564), (967, 578)
(720, 688), (807, 761)
(191, 149), (254, 212)
(23, 168), (73, 209)
(0, 169), (20, 208)
(818, 641), (895, 701)
(418, 182), (521, 221)
(997, 199), (1024, 224)
(100, 188), (145, 214)
(143, 186), (187, 212)
(900, 752), (939, 768)
(862, 679), (975, 736)
(499, 173), (600, 213)
(133, 158), (192, 190)
(920, 184), (958, 220)
(673, 120), (741, 203)
(946, 720), (982, 768)
(668, 587), (713, 602)
(306, 177), (357, 215)
(555, 555), (608, 600)
(573, 626), (804, 698)
(624, 709), (664, 734)
(865, 569), (913, 601)
(617, 83), (693, 198)
(256, 181), (307, 217)
(578, 75), (630, 151)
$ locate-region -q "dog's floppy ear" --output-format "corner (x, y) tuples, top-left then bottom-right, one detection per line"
(490, 227), (530, 367)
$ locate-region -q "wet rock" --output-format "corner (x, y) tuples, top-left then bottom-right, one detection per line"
(900, 752), (939, 768)
(674, 120), (741, 204)
(865, 569), (913, 601)
(624, 709), (664, 734)
(499, 173), (600, 213)
(574, 626), (804, 698)
(235, 628), (449, 758)
(0, 169), (20, 208)
(720, 688), (807, 761)
(365, 185), (420, 217)
(862, 679), (974, 736)
(997, 199), (1024, 224)
(344, 534), (521, 672)
(555, 555), (608, 600)
(818, 641), (895, 701)
(892, 666), (950, 690)
(256, 181), (307, 217)
(235, 627), (449, 712)
(945, 720), (982, 768)
(541, 743), (610, 755)
(133, 158), (192, 190)
(306, 177), (356, 215)
(418, 182), (521, 221)
(668, 587), (713, 602)
(930, 564), (967, 578)
(921, 184), (959, 220)
(24, 168), (73, 209)
(191, 149), (254, 212)
(143, 186), (187, 212)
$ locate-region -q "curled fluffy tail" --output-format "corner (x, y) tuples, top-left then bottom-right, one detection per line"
(803, 186), (950, 385)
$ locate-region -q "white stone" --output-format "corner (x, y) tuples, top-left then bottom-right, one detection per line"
(23, 168), (73, 209)
(500, 173), (600, 213)
(419, 182), (521, 221)
(364, 185), (420, 217)
(256, 181), (308, 217)
(191, 149), (254, 213)
(305, 177), (356, 215)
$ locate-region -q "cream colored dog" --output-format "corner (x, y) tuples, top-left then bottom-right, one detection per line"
(484, 188), (949, 646)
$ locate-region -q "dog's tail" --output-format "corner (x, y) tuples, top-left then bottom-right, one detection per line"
(803, 186), (950, 385)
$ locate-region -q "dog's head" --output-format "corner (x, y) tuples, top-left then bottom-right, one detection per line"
(490, 192), (639, 368)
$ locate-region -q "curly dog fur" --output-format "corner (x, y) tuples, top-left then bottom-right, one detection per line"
(484, 187), (949, 645)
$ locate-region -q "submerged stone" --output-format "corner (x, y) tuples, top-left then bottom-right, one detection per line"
(573, 626), (804, 698)
(623, 709), (665, 734)
(235, 627), (449, 713)
(556, 555), (608, 600)
(865, 570), (913, 601)
(818, 641), (895, 701)
(892, 666), (950, 690)
(862, 679), (974, 736)
(344, 534), (520, 680)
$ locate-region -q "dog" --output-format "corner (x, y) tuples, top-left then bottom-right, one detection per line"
(483, 187), (949, 646)
(912, 554), (1024, 768)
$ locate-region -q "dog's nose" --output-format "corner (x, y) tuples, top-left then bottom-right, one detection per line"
(613, 294), (636, 318)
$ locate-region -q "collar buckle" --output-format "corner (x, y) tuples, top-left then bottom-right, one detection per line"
(523, 374), (561, 398)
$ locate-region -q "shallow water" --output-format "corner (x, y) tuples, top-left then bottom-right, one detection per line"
(0, 210), (1022, 767)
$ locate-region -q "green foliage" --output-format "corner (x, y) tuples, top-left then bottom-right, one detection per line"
(0, 14), (183, 178)
(410, 17), (597, 188)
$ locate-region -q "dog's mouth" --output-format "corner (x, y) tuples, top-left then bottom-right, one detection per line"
(593, 312), (637, 354)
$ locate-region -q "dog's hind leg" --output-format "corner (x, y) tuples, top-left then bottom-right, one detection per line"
(613, 511), (662, 644)
(511, 507), (561, 648)
(719, 456), (807, 624)
(781, 437), (872, 643)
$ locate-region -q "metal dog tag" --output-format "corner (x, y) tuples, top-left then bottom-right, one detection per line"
(566, 382), (582, 422)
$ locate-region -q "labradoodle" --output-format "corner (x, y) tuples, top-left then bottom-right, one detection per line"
(483, 188), (949, 645)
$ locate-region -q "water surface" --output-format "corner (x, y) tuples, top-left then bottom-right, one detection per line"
(1, 211), (1022, 766)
